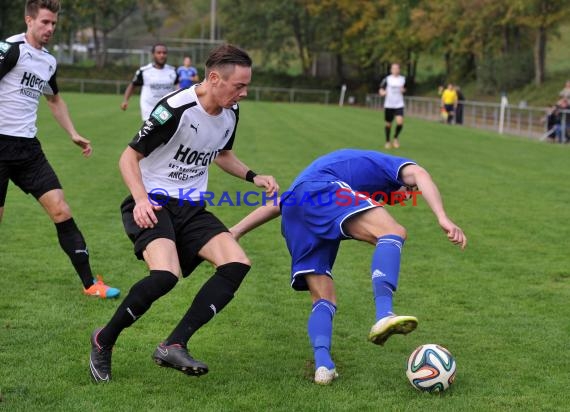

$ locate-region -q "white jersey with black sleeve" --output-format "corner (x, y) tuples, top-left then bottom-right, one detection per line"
(129, 85), (238, 201)
(380, 74), (406, 109)
(0, 33), (58, 138)
(131, 63), (178, 120)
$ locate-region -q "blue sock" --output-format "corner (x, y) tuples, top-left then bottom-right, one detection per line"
(308, 299), (336, 370)
(371, 235), (404, 321)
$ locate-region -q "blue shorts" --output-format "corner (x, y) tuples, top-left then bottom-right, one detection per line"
(280, 181), (380, 291)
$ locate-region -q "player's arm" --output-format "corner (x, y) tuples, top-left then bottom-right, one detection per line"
(379, 78), (387, 96)
(191, 68), (199, 83)
(121, 83), (135, 110)
(400, 164), (467, 249)
(214, 150), (279, 196)
(0, 41), (20, 81)
(122, 103), (179, 228)
(45, 93), (92, 157)
(121, 70), (142, 110)
(119, 146), (161, 229)
(229, 202), (282, 241)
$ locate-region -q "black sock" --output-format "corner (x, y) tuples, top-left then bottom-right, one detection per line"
(395, 124), (403, 138)
(98, 270), (178, 347)
(165, 262), (251, 346)
(385, 126), (391, 142)
(55, 218), (93, 289)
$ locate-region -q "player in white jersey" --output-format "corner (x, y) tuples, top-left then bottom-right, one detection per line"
(120, 43), (179, 120)
(90, 44), (279, 383)
(0, 0), (119, 299)
(379, 63), (406, 149)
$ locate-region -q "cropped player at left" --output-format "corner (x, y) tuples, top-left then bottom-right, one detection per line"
(0, 0), (119, 298)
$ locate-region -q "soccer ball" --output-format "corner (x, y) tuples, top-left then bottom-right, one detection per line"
(406, 344), (456, 392)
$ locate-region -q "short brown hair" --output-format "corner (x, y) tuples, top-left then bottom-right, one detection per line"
(26, 0), (60, 18)
(205, 44), (252, 78)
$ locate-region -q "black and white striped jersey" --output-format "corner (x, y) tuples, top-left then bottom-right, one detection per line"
(0, 33), (58, 138)
(129, 85), (238, 200)
(380, 74), (406, 109)
(130, 63), (178, 120)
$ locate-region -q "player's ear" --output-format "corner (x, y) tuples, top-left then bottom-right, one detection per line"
(208, 70), (220, 84)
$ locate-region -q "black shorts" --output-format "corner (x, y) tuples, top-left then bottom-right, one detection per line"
(0, 135), (62, 207)
(121, 195), (229, 277)
(384, 107), (404, 122)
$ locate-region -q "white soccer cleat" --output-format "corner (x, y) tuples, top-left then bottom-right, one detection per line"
(314, 366), (339, 385)
(368, 314), (418, 346)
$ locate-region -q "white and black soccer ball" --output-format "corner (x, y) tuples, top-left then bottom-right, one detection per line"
(406, 344), (456, 392)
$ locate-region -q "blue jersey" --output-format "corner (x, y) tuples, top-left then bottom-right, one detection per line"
(177, 66), (198, 89)
(288, 149), (416, 198)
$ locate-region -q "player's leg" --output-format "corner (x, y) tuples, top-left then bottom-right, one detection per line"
(445, 104), (454, 124)
(163, 232), (250, 347)
(38, 188), (119, 296)
(90, 200), (180, 382)
(343, 207), (417, 345)
(384, 109), (394, 149)
(393, 111), (404, 148)
(90, 238), (180, 382)
(305, 274), (338, 385)
(0, 174), (8, 224)
(282, 190), (341, 384)
(156, 209), (250, 376)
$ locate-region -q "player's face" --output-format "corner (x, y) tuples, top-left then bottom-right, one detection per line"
(25, 9), (58, 49)
(214, 65), (252, 108)
(153, 46), (168, 67)
(391, 64), (400, 76)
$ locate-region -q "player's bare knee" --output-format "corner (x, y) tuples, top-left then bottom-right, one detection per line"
(393, 224), (407, 240)
(50, 205), (72, 223)
(374, 222), (406, 241)
(234, 255), (251, 267)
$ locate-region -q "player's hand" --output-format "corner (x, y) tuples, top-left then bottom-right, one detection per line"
(120, 101), (128, 111)
(228, 227), (242, 242)
(438, 216), (467, 250)
(133, 199), (162, 229)
(71, 134), (92, 157)
(253, 175), (279, 197)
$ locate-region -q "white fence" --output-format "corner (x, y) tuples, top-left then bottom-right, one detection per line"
(58, 78), (331, 104)
(366, 94), (569, 141)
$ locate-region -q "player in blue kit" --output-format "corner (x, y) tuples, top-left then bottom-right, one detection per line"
(230, 149), (467, 385)
(177, 56), (200, 90)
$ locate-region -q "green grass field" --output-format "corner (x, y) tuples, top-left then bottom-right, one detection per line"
(0, 94), (569, 411)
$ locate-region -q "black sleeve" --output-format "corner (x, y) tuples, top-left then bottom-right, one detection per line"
(128, 100), (179, 156)
(379, 77), (387, 89)
(0, 41), (21, 81)
(131, 68), (144, 86)
(46, 69), (59, 95)
(222, 105), (239, 150)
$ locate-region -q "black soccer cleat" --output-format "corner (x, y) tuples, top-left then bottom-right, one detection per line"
(152, 343), (209, 376)
(89, 327), (113, 383)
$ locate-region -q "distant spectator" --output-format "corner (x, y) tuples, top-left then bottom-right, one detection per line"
(177, 56), (200, 90)
(441, 83), (458, 124)
(544, 98), (569, 143)
(455, 86), (465, 125)
(559, 80), (570, 100)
